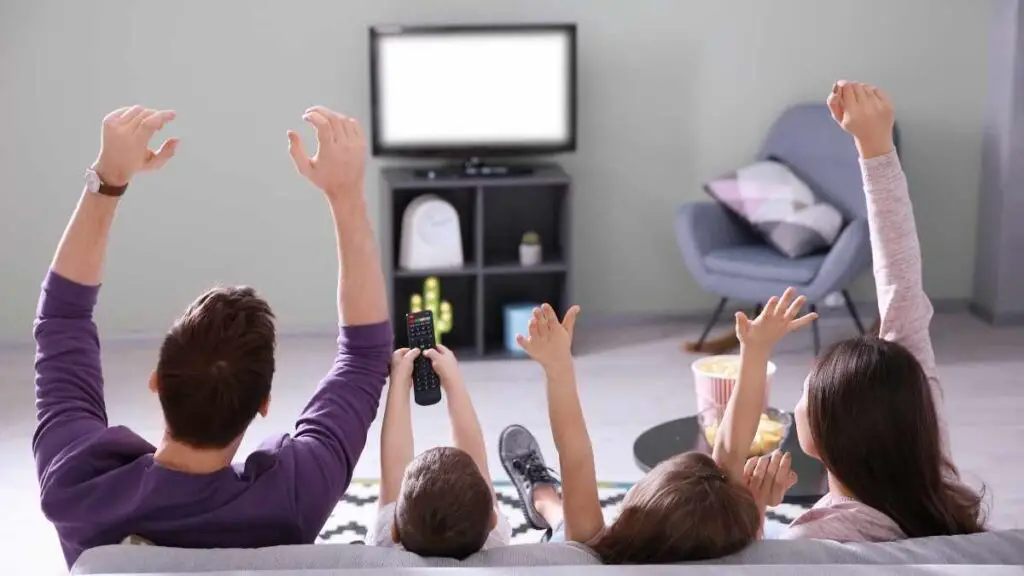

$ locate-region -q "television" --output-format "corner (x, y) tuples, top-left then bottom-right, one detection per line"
(369, 24), (577, 160)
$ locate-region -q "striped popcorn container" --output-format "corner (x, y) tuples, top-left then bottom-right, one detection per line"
(691, 355), (776, 419)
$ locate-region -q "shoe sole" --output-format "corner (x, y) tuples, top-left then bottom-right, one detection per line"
(499, 425), (550, 532)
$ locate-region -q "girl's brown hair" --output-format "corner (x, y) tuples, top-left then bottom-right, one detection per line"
(808, 337), (986, 537)
(588, 452), (760, 564)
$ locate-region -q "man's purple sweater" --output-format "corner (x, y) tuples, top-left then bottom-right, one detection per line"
(32, 271), (392, 568)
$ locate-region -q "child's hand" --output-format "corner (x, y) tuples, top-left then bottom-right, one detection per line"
(735, 287), (817, 352)
(744, 451), (798, 509)
(516, 303), (580, 369)
(827, 80), (895, 159)
(389, 347), (420, 390)
(423, 344), (461, 387)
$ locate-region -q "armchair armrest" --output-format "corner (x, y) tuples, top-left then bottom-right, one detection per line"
(675, 202), (757, 275)
(806, 218), (872, 301)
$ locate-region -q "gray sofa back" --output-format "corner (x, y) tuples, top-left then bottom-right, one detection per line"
(72, 529), (1024, 574)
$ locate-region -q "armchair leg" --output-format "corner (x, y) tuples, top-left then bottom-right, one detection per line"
(842, 290), (866, 335)
(810, 304), (821, 357)
(696, 298), (729, 348)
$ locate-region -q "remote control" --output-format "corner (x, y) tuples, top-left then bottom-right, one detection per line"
(406, 311), (442, 406)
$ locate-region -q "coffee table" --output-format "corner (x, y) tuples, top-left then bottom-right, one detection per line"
(632, 413), (827, 505)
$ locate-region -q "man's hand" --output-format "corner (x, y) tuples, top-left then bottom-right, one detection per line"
(827, 81), (896, 160)
(516, 304), (580, 370)
(735, 288), (817, 353)
(423, 344), (461, 387)
(94, 106), (179, 187)
(744, 451), (798, 510)
(389, 348), (420, 391)
(287, 106), (367, 201)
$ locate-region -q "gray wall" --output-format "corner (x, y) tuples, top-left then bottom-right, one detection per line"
(0, 0), (992, 341)
(974, 0), (1024, 324)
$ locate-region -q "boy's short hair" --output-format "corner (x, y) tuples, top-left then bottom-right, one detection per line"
(395, 446), (493, 559)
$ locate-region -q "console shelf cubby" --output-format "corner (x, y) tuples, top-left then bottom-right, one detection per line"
(380, 164), (572, 358)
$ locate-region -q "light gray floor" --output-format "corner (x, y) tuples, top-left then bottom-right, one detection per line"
(2, 313), (1023, 574)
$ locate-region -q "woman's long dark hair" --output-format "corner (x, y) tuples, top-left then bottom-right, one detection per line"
(808, 337), (986, 537)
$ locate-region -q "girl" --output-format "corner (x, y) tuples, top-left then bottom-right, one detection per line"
(766, 81), (986, 541)
(506, 288), (816, 563)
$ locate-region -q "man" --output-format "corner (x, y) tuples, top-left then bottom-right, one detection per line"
(33, 105), (391, 568)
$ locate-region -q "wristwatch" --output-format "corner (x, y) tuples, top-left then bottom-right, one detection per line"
(84, 168), (129, 197)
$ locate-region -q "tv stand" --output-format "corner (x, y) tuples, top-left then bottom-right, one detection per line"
(414, 158), (535, 180)
(380, 163), (572, 358)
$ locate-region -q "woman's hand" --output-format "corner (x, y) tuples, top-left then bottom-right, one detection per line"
(735, 288), (817, 353)
(827, 81), (896, 160)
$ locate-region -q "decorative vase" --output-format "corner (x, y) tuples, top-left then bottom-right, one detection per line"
(519, 243), (542, 266)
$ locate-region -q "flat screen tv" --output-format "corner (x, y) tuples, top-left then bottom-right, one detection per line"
(370, 24), (577, 158)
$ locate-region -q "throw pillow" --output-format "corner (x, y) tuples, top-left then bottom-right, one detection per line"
(704, 160), (844, 258)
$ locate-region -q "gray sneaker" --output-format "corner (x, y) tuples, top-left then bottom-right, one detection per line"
(499, 424), (561, 531)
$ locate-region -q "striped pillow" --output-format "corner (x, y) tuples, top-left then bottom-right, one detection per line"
(705, 160), (844, 258)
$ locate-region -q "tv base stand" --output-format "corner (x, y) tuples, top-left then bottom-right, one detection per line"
(414, 158), (535, 180)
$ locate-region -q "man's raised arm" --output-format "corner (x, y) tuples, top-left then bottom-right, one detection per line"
(35, 107), (178, 480)
(284, 107), (393, 540)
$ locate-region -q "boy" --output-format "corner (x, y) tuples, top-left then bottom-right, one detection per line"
(375, 344), (510, 558)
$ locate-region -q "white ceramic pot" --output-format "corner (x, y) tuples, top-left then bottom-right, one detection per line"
(519, 243), (542, 266)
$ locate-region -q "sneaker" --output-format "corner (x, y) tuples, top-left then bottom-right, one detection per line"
(499, 424), (561, 531)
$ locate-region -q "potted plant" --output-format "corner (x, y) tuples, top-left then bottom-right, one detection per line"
(519, 231), (542, 266)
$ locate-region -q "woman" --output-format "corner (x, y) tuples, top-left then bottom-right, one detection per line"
(776, 81), (987, 541)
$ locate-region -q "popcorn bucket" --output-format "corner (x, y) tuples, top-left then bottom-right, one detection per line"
(691, 354), (775, 417)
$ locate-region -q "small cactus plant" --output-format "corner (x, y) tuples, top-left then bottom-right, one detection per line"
(519, 230), (543, 266)
(521, 230), (541, 245)
(409, 276), (453, 344)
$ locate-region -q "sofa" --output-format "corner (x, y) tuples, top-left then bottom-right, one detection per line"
(72, 529), (1024, 575)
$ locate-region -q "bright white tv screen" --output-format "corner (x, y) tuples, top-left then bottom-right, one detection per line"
(372, 27), (574, 153)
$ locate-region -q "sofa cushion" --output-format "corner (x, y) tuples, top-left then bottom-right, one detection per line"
(709, 529), (1024, 565)
(72, 542), (599, 574)
(704, 160), (845, 258)
(73, 531), (1024, 574)
(703, 245), (825, 284)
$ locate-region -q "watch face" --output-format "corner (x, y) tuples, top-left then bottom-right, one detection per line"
(84, 170), (101, 193)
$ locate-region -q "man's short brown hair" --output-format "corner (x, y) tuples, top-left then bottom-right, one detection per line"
(395, 447), (493, 559)
(155, 286), (275, 449)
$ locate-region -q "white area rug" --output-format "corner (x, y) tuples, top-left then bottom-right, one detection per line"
(318, 480), (811, 544)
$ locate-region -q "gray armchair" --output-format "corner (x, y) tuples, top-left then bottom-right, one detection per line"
(676, 103), (899, 355)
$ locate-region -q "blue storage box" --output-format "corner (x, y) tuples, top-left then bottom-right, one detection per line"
(503, 303), (539, 355)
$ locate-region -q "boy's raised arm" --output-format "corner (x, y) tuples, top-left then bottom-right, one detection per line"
(380, 348), (419, 505)
(424, 345), (494, 499)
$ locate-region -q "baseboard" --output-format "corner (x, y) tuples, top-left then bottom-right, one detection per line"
(969, 302), (1024, 326)
(575, 298), (971, 330)
(0, 298), (979, 350)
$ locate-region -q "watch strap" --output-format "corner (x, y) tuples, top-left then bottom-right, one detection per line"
(87, 167), (129, 197)
(96, 180), (129, 197)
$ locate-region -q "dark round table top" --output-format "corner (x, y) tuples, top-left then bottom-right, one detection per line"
(632, 414), (827, 505)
